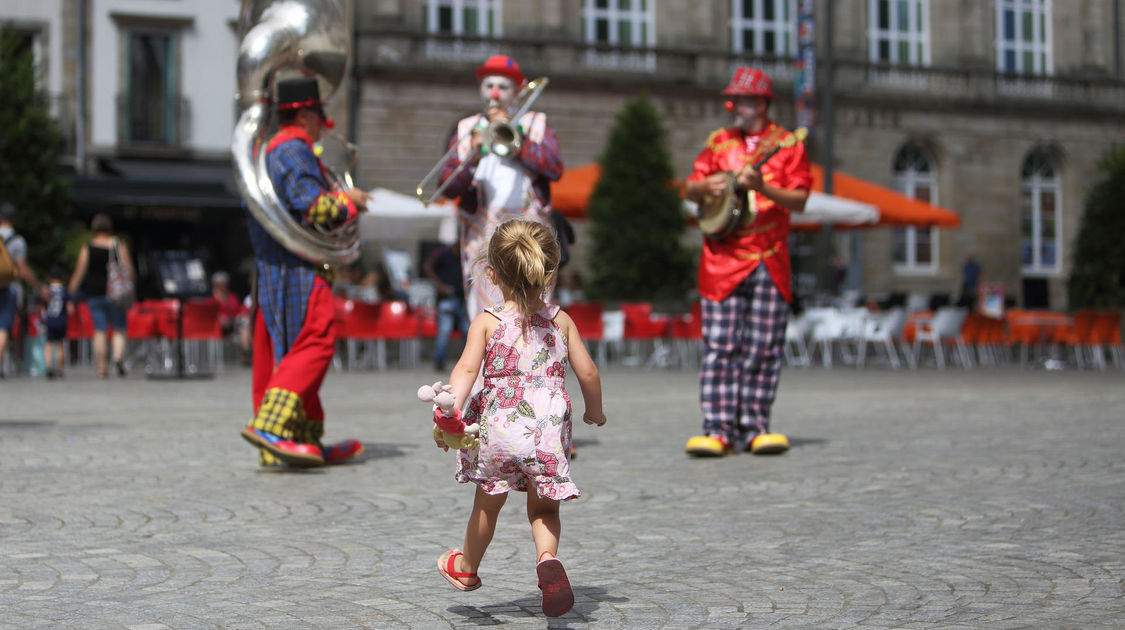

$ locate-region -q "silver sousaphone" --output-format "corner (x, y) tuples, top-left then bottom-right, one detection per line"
(231, 0), (360, 266)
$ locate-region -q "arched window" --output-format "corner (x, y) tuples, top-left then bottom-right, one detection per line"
(1020, 150), (1060, 274)
(892, 144), (938, 273)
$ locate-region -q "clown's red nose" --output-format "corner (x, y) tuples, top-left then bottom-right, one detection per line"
(724, 101), (735, 112)
(490, 88), (501, 100)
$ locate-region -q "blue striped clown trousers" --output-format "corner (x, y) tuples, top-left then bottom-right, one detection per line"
(699, 264), (790, 446)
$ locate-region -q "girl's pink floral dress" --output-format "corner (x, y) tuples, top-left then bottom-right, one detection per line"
(456, 303), (579, 501)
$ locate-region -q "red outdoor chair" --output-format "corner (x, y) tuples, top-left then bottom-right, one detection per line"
(67, 301), (96, 365)
(619, 302), (672, 369)
(670, 301), (703, 368)
(563, 302), (606, 365)
(1088, 310), (1124, 370)
(334, 298), (383, 370)
(416, 305), (438, 340)
(1054, 310), (1100, 369)
(181, 299), (224, 373)
(124, 304), (161, 373)
(372, 300), (420, 368)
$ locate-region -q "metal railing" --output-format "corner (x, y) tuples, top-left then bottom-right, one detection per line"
(115, 93), (192, 152)
(356, 29), (1125, 113)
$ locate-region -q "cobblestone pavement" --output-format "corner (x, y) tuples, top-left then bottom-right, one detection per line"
(1, 364), (1123, 629)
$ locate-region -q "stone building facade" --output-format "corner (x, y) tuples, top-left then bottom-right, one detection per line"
(353, 0), (1125, 309)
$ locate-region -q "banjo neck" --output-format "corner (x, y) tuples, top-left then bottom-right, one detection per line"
(744, 124), (804, 173)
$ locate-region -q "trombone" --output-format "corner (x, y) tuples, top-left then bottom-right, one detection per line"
(416, 77), (550, 206)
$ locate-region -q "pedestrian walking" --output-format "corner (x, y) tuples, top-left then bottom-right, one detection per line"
(43, 266), (71, 379)
(68, 213), (134, 379)
(434, 220), (606, 617)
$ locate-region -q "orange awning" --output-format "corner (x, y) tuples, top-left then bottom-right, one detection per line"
(551, 163), (602, 219)
(551, 162), (960, 229)
(810, 163), (960, 228)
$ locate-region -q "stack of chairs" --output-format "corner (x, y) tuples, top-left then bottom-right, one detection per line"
(333, 299), (420, 370)
(1054, 309), (1123, 370)
(669, 302), (702, 368)
(619, 303), (671, 369)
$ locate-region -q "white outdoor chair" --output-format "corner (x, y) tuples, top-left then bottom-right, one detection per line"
(601, 310), (625, 365)
(784, 313), (812, 367)
(856, 307), (908, 369)
(912, 306), (971, 369)
(905, 291), (931, 313)
(809, 308), (865, 368)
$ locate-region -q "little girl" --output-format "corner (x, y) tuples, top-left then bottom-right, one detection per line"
(436, 219), (606, 618)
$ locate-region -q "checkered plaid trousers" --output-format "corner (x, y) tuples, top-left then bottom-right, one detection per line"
(699, 265), (789, 442)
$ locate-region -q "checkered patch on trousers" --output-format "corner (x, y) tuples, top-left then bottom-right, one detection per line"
(248, 387), (324, 466)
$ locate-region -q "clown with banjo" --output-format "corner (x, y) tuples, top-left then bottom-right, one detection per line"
(683, 67), (811, 457)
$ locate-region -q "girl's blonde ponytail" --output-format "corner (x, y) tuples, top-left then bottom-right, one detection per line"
(487, 219), (561, 333)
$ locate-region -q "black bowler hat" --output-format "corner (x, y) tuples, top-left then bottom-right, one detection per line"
(277, 77), (323, 112)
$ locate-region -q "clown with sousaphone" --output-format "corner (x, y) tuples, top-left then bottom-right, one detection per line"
(233, 0), (371, 468)
(683, 67), (812, 458)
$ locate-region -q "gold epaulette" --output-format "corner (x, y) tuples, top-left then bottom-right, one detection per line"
(706, 127), (741, 154)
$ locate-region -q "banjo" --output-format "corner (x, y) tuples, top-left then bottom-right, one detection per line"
(697, 127), (808, 240)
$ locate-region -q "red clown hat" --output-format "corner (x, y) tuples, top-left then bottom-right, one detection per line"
(476, 55), (526, 86)
(721, 67), (773, 100)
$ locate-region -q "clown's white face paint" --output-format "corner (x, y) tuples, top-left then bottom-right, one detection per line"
(480, 75), (517, 112)
(731, 96), (768, 134)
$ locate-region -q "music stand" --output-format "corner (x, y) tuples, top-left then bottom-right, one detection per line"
(147, 250), (215, 380)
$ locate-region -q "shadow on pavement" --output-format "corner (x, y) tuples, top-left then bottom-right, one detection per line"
(787, 436), (828, 448)
(448, 585), (625, 626)
(0, 420), (122, 432)
(255, 441), (411, 473)
(353, 441), (411, 462)
(0, 420), (59, 430)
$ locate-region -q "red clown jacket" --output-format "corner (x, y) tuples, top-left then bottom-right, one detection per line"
(687, 122), (811, 303)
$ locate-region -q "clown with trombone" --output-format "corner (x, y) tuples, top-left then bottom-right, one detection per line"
(419, 55), (563, 317)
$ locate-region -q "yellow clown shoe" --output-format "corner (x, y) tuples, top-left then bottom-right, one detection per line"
(685, 434), (734, 457)
(749, 433), (790, 455)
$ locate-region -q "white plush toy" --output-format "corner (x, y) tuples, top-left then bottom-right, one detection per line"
(417, 381), (480, 451)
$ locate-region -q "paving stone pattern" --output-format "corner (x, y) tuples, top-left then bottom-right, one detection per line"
(1, 366), (1123, 628)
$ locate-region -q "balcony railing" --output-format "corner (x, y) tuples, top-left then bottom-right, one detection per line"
(355, 29), (792, 86)
(116, 93), (191, 153)
(356, 29), (1125, 114)
(836, 60), (1124, 112)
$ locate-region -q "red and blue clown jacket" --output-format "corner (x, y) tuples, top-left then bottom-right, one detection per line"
(247, 124), (358, 362)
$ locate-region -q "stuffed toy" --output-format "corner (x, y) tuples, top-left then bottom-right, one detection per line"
(417, 381), (480, 451)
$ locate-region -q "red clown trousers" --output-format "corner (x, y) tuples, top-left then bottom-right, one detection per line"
(249, 282), (336, 464)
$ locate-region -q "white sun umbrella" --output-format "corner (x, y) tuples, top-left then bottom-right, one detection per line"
(791, 191), (879, 228)
(360, 187), (458, 243)
(682, 191), (878, 228)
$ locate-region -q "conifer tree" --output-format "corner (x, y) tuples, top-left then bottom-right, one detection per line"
(0, 24), (75, 274)
(586, 93), (693, 304)
(1067, 146), (1125, 309)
